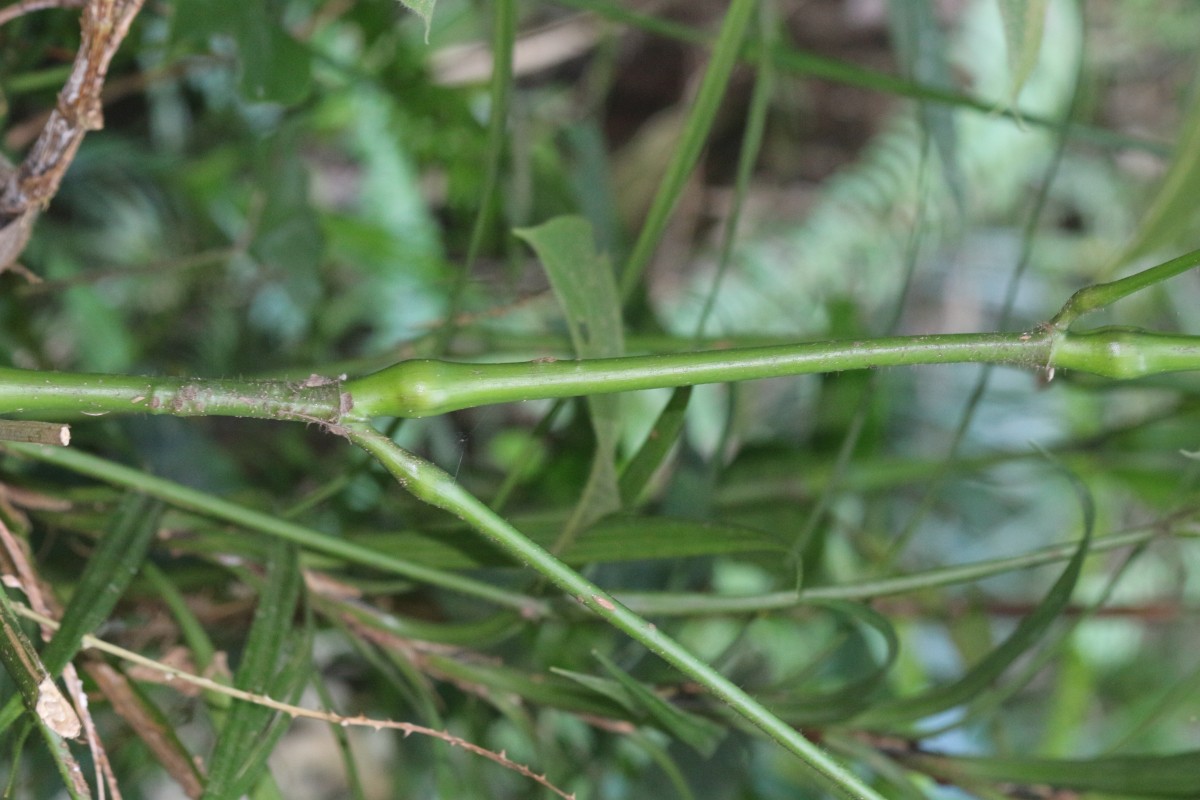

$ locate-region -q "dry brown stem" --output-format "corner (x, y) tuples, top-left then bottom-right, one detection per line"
(0, 0), (145, 268)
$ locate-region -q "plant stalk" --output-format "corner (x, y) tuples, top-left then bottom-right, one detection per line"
(346, 422), (885, 800)
(5, 327), (1200, 423)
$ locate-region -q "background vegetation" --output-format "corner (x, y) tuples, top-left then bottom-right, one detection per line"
(2, 0), (1200, 797)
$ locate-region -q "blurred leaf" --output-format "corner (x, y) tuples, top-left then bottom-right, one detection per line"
(905, 749), (1200, 797)
(395, 0), (435, 42)
(172, 0), (311, 105)
(1107, 83), (1200, 274)
(516, 216), (624, 542)
(202, 541), (306, 799)
(619, 386), (691, 508)
(592, 651), (725, 757)
(888, 0), (965, 209)
(997, 0), (1049, 106)
(857, 468), (1095, 729)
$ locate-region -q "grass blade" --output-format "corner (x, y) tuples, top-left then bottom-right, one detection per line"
(856, 467), (1094, 729)
(41, 493), (163, 674)
(618, 0), (756, 297)
(202, 539), (304, 799)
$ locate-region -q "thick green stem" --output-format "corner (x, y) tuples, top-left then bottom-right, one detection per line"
(0, 367), (348, 421)
(6, 327), (1200, 424)
(348, 330), (1055, 418)
(346, 423), (884, 800)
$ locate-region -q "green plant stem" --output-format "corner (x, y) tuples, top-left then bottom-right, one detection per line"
(345, 422), (884, 800)
(348, 331), (1052, 418)
(0, 367), (346, 421)
(1050, 246), (1200, 329)
(6, 327), (1200, 423)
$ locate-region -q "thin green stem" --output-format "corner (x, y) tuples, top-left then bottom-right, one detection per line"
(345, 422), (884, 800)
(612, 523), (1187, 616)
(1051, 246), (1200, 329)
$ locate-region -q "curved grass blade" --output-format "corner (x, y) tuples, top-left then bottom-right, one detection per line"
(766, 600), (898, 724)
(856, 466), (1095, 730)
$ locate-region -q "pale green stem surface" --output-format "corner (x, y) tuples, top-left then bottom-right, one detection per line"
(346, 422), (885, 800)
(5, 327), (1200, 423)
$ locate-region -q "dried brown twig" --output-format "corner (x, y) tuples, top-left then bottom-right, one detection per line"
(0, 0), (145, 270)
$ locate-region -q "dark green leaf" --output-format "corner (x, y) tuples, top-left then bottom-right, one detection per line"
(202, 540), (305, 799)
(42, 494), (163, 674)
(593, 651), (724, 757)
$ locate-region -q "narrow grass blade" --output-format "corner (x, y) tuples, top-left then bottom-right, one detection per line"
(202, 540), (304, 799)
(856, 468), (1094, 729)
(2, 442), (542, 614)
(41, 493), (163, 674)
(905, 749), (1200, 797)
(592, 650), (725, 756)
(618, 386), (691, 507)
(618, 0), (756, 297)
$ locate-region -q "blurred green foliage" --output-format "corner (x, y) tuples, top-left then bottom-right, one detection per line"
(3, 0), (1200, 798)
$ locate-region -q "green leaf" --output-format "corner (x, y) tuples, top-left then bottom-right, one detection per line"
(905, 749), (1200, 798)
(395, 0), (436, 43)
(41, 494), (163, 674)
(887, 0), (964, 209)
(203, 540), (306, 799)
(1106, 84), (1200, 274)
(619, 386), (691, 508)
(515, 216), (624, 544)
(592, 651), (725, 757)
(997, 0), (1050, 107)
